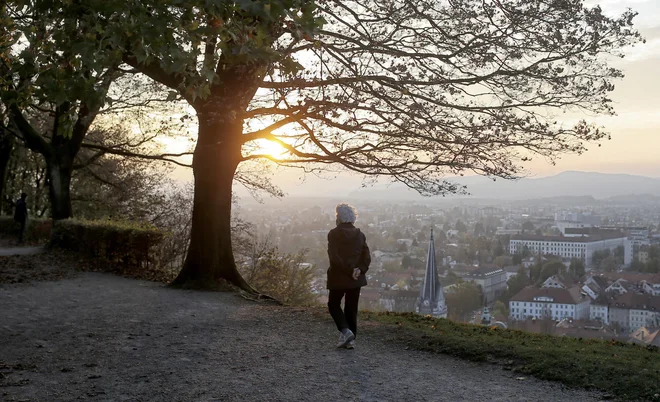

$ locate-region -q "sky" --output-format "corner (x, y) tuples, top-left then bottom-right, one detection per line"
(169, 0), (660, 198)
(546, 0), (660, 178)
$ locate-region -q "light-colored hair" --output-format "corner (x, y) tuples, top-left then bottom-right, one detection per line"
(335, 203), (357, 224)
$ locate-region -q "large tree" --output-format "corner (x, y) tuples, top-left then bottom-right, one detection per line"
(1, 3), (123, 220)
(1, 3), (189, 221)
(0, 6), (15, 215)
(31, 0), (645, 289)
(0, 122), (13, 214)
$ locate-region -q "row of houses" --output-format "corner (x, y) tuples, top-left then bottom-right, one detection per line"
(508, 316), (660, 347)
(509, 273), (660, 333)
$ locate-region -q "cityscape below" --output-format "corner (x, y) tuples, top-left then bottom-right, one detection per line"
(237, 187), (660, 345)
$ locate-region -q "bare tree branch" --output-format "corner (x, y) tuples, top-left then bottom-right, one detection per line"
(80, 142), (193, 168)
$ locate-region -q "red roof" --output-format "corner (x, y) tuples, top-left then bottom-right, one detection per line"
(510, 286), (585, 305)
(599, 272), (660, 284)
(610, 292), (660, 311)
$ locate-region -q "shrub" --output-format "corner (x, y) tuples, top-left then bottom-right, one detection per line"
(0, 216), (52, 243)
(51, 219), (165, 270)
(239, 238), (316, 305)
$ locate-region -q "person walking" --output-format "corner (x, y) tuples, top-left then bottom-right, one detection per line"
(327, 203), (371, 349)
(13, 192), (28, 244)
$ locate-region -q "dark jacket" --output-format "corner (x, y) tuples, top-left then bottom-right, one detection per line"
(14, 199), (27, 223)
(326, 222), (371, 290)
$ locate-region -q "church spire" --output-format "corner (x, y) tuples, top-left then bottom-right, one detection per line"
(415, 228), (447, 318)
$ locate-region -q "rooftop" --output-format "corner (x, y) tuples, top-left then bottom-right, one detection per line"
(629, 327), (660, 346)
(599, 272), (660, 284)
(610, 292), (660, 311)
(463, 265), (506, 278)
(502, 265), (523, 273)
(588, 275), (610, 290)
(510, 286), (585, 305)
(511, 232), (626, 243)
(380, 290), (420, 299)
(564, 228), (624, 236)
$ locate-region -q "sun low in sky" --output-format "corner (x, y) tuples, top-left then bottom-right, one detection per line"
(163, 0), (660, 196)
(248, 139), (289, 160)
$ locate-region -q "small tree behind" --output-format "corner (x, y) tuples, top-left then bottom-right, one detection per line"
(499, 267), (530, 305)
(538, 260), (566, 284)
(568, 258), (586, 279)
(599, 256), (619, 273)
(446, 280), (483, 322)
(493, 300), (508, 319)
(241, 243), (316, 305)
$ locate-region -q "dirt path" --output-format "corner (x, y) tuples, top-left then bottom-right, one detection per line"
(0, 246), (45, 257)
(0, 273), (604, 402)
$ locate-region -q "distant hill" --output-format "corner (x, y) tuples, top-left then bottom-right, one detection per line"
(347, 171), (660, 200)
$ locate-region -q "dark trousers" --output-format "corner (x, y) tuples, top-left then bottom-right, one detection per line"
(17, 220), (26, 243)
(328, 288), (361, 337)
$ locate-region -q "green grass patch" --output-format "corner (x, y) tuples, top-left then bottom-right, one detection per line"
(366, 312), (660, 401)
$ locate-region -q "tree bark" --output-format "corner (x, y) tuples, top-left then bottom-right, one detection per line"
(46, 157), (74, 220)
(0, 128), (14, 215)
(172, 113), (254, 291)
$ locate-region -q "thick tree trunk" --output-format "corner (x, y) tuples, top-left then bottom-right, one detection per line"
(172, 115), (254, 291)
(0, 130), (13, 215)
(47, 158), (74, 221)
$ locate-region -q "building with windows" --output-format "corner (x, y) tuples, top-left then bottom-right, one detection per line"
(609, 292), (660, 333)
(509, 286), (590, 321)
(460, 265), (507, 305)
(554, 212), (602, 235)
(542, 275), (575, 290)
(509, 231), (626, 267)
(642, 277), (660, 296)
(379, 290), (419, 313)
(590, 302), (610, 324)
(588, 292), (615, 324)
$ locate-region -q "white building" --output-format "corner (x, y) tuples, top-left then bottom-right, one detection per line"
(596, 272), (660, 296)
(509, 286), (590, 321)
(608, 292), (660, 332)
(509, 232), (626, 267)
(630, 307), (660, 332)
(602, 227), (649, 266)
(556, 221), (594, 235)
(502, 265), (523, 282)
(555, 212), (601, 234)
(598, 292), (660, 333)
(605, 279), (630, 295)
(590, 302), (609, 324)
(541, 275), (573, 289)
(460, 265), (508, 305)
(642, 278), (660, 296)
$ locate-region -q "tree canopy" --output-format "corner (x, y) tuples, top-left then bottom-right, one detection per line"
(22, 0), (640, 194)
(0, 0), (644, 289)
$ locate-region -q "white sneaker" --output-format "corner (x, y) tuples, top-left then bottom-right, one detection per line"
(336, 329), (355, 348)
(346, 339), (355, 349)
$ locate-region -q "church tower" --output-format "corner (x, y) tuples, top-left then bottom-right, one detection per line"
(415, 229), (448, 318)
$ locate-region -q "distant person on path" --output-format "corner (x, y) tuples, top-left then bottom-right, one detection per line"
(13, 192), (28, 244)
(327, 203), (371, 349)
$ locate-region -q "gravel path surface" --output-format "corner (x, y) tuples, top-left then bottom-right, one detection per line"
(0, 247), (45, 257)
(0, 272), (604, 402)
